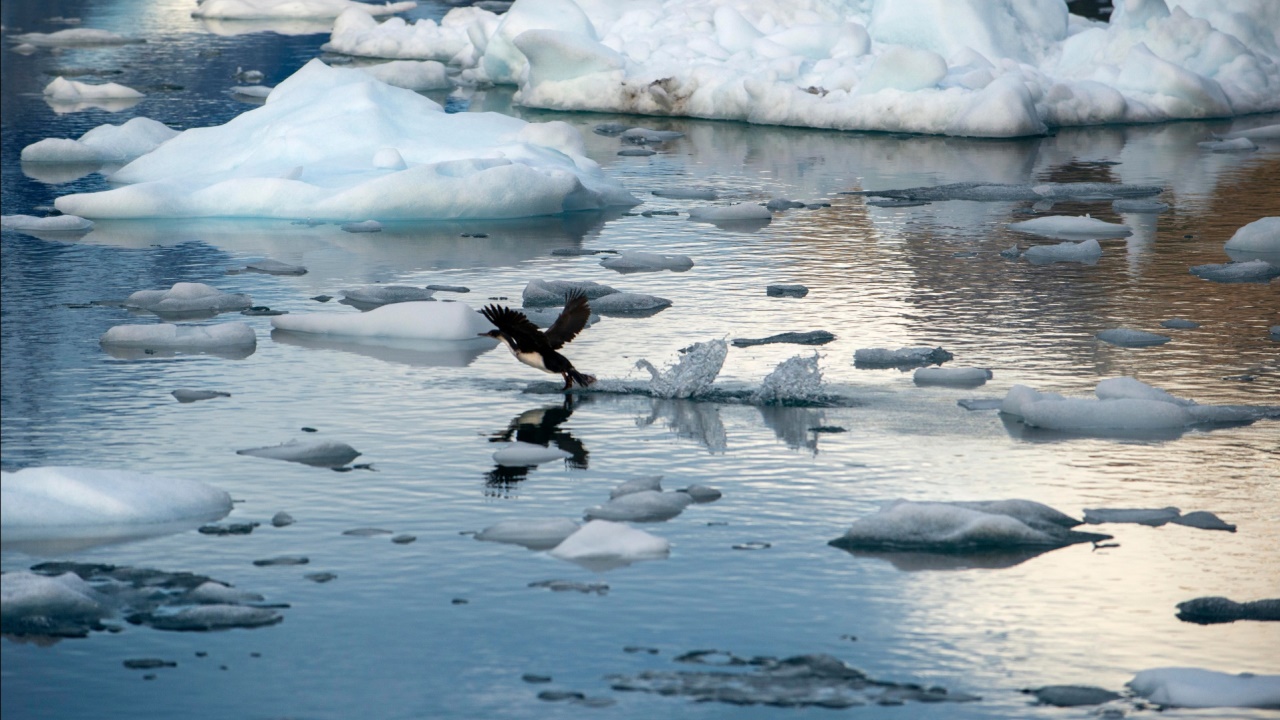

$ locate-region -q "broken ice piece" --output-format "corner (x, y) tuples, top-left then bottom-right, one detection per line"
(766, 284), (808, 297)
(236, 440), (361, 468)
(492, 442), (571, 467)
(1096, 328), (1171, 347)
(172, 389), (231, 403)
(854, 346), (952, 367)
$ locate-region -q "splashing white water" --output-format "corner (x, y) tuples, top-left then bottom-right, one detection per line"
(752, 354), (824, 405)
(635, 340), (727, 399)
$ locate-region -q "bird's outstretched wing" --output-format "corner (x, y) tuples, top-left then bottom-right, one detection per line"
(481, 304), (546, 352)
(544, 291), (591, 349)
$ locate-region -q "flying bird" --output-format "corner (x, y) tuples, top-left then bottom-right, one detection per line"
(480, 291), (596, 391)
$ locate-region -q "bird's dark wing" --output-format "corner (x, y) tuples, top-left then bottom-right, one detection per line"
(544, 291), (591, 349)
(480, 304), (548, 352)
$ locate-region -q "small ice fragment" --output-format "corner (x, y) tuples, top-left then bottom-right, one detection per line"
(341, 220), (382, 233)
(829, 499), (1107, 552)
(1198, 137), (1257, 152)
(687, 204), (772, 222)
(172, 389), (231, 403)
(1127, 668), (1280, 709)
(681, 485), (721, 503)
(272, 301), (491, 340)
(1223, 217), (1279, 253)
(1169, 511), (1236, 532)
(1000, 244), (1021, 258)
(619, 128), (683, 144)
(1161, 318), (1200, 329)
(854, 346), (952, 367)
(241, 259), (307, 275)
(236, 440), (361, 467)
(1008, 215), (1131, 239)
(733, 331), (833, 348)
(100, 323), (257, 352)
(305, 572), (336, 583)
(617, 148), (656, 156)
(593, 123), (631, 136)
(590, 292), (671, 315)
(600, 251), (693, 273)
(1190, 260), (1280, 283)
(1023, 239), (1102, 265)
(1021, 398), (1191, 431)
(11, 28), (139, 46)
(424, 284), (469, 293)
(1, 214), (94, 232)
(765, 199), (806, 211)
(527, 580), (608, 595)
(584, 490), (692, 523)
(44, 76), (143, 100)
(342, 528), (392, 537)
(548, 520), (670, 569)
(913, 367), (992, 387)
(958, 398), (1004, 411)
(1096, 328), (1171, 347)
(251, 556), (309, 567)
(522, 279), (619, 307)
(1083, 507), (1181, 526)
(270, 512), (295, 527)
(124, 283), (251, 314)
(475, 518), (579, 550)
(235, 68), (264, 84)
(652, 188), (716, 200)
(341, 285), (435, 307)
(492, 442), (571, 467)
(610, 475), (663, 499)
(766, 284), (808, 297)
(136, 605), (282, 631)
(231, 85), (273, 100)
(1025, 686), (1122, 707)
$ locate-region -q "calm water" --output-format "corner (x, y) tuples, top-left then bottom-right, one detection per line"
(2, 2), (1278, 718)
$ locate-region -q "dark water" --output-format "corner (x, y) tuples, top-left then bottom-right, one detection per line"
(2, 2), (1278, 718)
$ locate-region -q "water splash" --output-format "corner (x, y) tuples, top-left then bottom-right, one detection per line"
(751, 353), (824, 405)
(635, 340), (727, 399)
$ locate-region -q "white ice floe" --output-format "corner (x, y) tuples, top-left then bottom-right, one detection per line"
(236, 440), (362, 466)
(1, 214), (93, 233)
(492, 441), (572, 466)
(913, 367), (992, 387)
(829, 499), (1105, 552)
(184, 581), (265, 605)
(609, 475), (663, 499)
(584, 490), (692, 523)
(55, 60), (635, 221)
(9, 28), (139, 46)
(548, 519), (670, 569)
(635, 339), (727, 399)
(1190, 259), (1280, 283)
(590, 291), (672, 315)
(1008, 215), (1131, 239)
(687, 204), (772, 222)
(1198, 137), (1257, 152)
(271, 301), (493, 340)
(351, 59), (451, 90)
(474, 517), (579, 550)
(340, 285), (434, 306)
(44, 77), (144, 101)
(1127, 668), (1280, 709)
(124, 282), (252, 315)
(231, 85), (273, 100)
(1022, 238), (1102, 265)
(854, 346), (952, 367)
(600, 251), (694, 273)
(192, 0), (418, 20)
(100, 323), (257, 351)
(320, 0), (1280, 138)
(1096, 328), (1171, 347)
(522, 278), (619, 306)
(1223, 217), (1280, 253)
(0, 467), (232, 541)
(22, 117), (178, 165)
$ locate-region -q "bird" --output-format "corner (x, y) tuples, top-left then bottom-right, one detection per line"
(480, 291), (597, 391)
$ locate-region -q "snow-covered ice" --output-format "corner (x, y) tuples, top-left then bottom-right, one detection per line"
(1127, 668), (1280, 709)
(492, 441), (572, 466)
(854, 346), (952, 367)
(474, 517), (579, 550)
(636, 339), (727, 399)
(1, 214), (93, 233)
(192, 0), (418, 20)
(55, 60), (635, 221)
(599, 251), (693, 273)
(236, 440), (362, 467)
(549, 519), (670, 569)
(688, 204), (772, 222)
(1223, 217), (1279, 253)
(913, 367), (992, 387)
(0, 467), (232, 542)
(22, 118), (178, 166)
(124, 282), (252, 315)
(1009, 215), (1131, 239)
(829, 499), (1107, 552)
(271, 301), (493, 340)
(322, 5), (489, 60)
(100, 323), (257, 352)
(1023, 238), (1102, 265)
(44, 77), (144, 101)
(351, 59), (450, 90)
(1096, 328), (1172, 347)
(584, 490), (693, 523)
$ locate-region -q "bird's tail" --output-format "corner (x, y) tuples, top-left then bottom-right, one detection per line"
(568, 369), (596, 388)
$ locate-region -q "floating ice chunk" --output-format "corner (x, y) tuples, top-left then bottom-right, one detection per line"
(766, 284), (808, 297)
(1025, 686), (1122, 707)
(239, 258), (307, 275)
(1198, 137), (1257, 152)
(913, 367), (992, 387)
(862, 182), (1160, 203)
(231, 85), (273, 100)
(687, 204), (772, 222)
(620, 128), (683, 145)
(44, 77), (143, 101)
(829, 500), (1107, 552)
(271, 301), (492, 340)
(636, 340), (727, 399)
(652, 188), (716, 200)
(681, 485), (721, 503)
(947, 500), (1082, 531)
(236, 440), (361, 467)
(0, 572), (108, 636)
(1113, 198), (1169, 214)
(854, 346), (952, 368)
(1223, 217), (1280, 253)
(1161, 318), (1199, 329)
(1190, 259), (1280, 283)
(183, 582), (264, 605)
(124, 282), (252, 315)
(9, 28), (139, 46)
(548, 520), (670, 569)
(1176, 597), (1280, 625)
(1021, 398), (1191, 431)
(100, 323), (257, 351)
(492, 441), (571, 466)
(522, 278), (619, 307)
(0, 467), (232, 541)
(1, 214), (93, 233)
(138, 604), (283, 631)
(1095, 377), (1192, 406)
(1170, 511), (1237, 532)
(599, 251), (693, 274)
(1084, 507), (1182, 526)
(765, 199), (806, 211)
(172, 389), (231, 403)
(1096, 328), (1171, 347)
(1022, 239), (1102, 265)
(1127, 668), (1280, 709)
(1009, 215), (1131, 239)
(733, 331), (833, 348)
(999, 384), (1064, 416)
(353, 59), (450, 90)
(590, 292), (671, 316)
(584, 490), (692, 523)
(752, 353), (824, 405)
(193, 0), (418, 20)
(321, 6), (487, 61)
(341, 285), (434, 307)
(474, 517), (578, 550)
(341, 220), (382, 233)
(609, 476), (663, 499)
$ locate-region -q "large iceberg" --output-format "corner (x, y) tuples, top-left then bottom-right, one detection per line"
(322, 0), (1280, 137)
(55, 60), (636, 221)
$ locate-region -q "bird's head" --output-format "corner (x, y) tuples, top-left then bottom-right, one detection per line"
(479, 329), (501, 339)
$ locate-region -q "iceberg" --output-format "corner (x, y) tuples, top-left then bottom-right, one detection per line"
(548, 519), (670, 570)
(1, 467), (232, 546)
(474, 517), (579, 550)
(192, 0), (418, 20)
(55, 60), (635, 221)
(123, 282), (252, 315)
(1127, 668), (1280, 709)
(1009, 215), (1131, 239)
(44, 77), (144, 101)
(21, 118), (178, 165)
(271, 301), (493, 340)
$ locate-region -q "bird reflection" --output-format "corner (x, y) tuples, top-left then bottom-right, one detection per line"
(484, 397), (587, 493)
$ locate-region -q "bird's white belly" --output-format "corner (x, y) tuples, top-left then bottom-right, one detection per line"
(514, 350), (553, 374)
